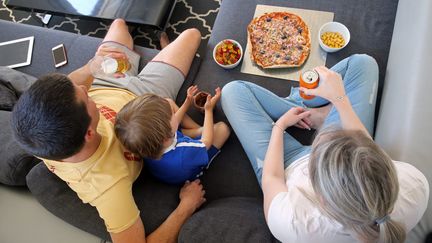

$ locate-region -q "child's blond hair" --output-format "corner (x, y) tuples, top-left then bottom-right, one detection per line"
(115, 94), (172, 159)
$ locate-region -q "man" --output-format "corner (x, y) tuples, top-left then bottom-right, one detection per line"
(11, 19), (205, 243)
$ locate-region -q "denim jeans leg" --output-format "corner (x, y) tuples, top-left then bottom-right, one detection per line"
(221, 81), (310, 185)
(322, 54), (379, 135)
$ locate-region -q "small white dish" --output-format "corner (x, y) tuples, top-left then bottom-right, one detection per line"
(318, 22), (350, 53)
(213, 39), (243, 69)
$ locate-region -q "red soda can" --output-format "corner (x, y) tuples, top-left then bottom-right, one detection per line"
(299, 70), (319, 100)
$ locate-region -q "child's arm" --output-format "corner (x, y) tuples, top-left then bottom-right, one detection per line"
(200, 87), (221, 149)
(172, 85), (198, 130)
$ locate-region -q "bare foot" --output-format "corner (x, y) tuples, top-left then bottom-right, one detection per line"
(159, 32), (170, 49)
(308, 104), (332, 130)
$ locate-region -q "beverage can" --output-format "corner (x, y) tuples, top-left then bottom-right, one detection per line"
(299, 70), (319, 100)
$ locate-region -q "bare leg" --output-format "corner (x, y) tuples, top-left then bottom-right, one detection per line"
(182, 127), (203, 139)
(166, 98), (201, 129)
(212, 122), (231, 149)
(159, 32), (170, 49)
(101, 19), (133, 49)
(181, 116), (201, 130)
(309, 104), (332, 130)
(182, 122), (230, 147)
(152, 28), (201, 76)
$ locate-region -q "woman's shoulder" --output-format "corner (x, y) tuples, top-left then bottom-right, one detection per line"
(392, 160), (429, 231)
(393, 160), (429, 194)
(267, 189), (352, 242)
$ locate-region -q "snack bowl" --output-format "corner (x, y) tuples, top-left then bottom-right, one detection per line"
(318, 22), (350, 53)
(213, 39), (243, 69)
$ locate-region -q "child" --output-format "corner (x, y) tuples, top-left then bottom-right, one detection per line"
(115, 86), (230, 184)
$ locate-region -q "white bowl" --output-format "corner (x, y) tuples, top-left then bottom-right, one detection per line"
(318, 22), (350, 53)
(213, 39), (243, 69)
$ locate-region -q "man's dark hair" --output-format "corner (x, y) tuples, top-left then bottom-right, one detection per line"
(11, 73), (91, 160)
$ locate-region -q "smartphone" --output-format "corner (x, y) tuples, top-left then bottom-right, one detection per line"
(52, 44), (67, 68)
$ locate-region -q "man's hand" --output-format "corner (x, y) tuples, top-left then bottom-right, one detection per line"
(203, 87), (221, 112)
(96, 44), (128, 59)
(94, 44), (128, 78)
(178, 179), (206, 215)
(276, 107), (311, 130)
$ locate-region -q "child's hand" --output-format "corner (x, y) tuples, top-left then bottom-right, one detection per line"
(204, 87), (221, 111)
(186, 85), (199, 103)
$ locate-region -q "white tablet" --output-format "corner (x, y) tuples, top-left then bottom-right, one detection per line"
(0, 36), (34, 68)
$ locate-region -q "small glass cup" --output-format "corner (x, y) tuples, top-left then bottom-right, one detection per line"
(193, 91), (210, 113)
(89, 55), (130, 77)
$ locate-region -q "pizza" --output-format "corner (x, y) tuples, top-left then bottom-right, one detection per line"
(247, 12), (311, 68)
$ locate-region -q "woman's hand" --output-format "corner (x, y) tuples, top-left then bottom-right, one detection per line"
(276, 107), (311, 130)
(300, 66), (346, 104)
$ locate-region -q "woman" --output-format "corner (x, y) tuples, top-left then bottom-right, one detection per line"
(221, 54), (429, 243)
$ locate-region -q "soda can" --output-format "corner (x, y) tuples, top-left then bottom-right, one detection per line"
(299, 70), (319, 100)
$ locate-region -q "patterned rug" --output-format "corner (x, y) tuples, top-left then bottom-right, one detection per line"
(0, 0), (221, 56)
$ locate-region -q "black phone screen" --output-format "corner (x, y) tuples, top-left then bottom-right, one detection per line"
(53, 46), (66, 65)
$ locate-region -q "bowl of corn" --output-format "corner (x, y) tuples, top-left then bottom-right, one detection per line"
(318, 22), (350, 53)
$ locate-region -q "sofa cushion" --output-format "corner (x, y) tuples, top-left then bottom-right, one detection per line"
(27, 162), (183, 241)
(0, 110), (41, 186)
(178, 197), (277, 243)
(0, 65), (38, 111)
(0, 67), (40, 186)
(0, 79), (17, 111)
(0, 66), (36, 95)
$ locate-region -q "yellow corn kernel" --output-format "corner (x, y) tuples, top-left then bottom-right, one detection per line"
(321, 31), (345, 48)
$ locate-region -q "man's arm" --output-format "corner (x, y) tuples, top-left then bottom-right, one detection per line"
(67, 63), (94, 90)
(110, 179), (205, 243)
(68, 45), (128, 90)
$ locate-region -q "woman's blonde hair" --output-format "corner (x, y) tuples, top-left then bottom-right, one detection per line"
(309, 128), (405, 243)
(115, 94), (172, 159)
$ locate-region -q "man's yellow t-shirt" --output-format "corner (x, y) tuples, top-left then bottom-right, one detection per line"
(43, 87), (143, 233)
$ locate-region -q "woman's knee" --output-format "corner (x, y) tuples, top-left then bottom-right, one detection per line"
(222, 81), (246, 98)
(350, 54), (379, 75)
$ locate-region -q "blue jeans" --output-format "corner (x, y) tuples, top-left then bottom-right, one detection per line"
(221, 54), (379, 185)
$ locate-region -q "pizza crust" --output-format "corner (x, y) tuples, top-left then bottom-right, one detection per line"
(247, 12), (311, 69)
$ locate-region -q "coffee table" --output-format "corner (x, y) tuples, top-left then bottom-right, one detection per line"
(6, 0), (176, 30)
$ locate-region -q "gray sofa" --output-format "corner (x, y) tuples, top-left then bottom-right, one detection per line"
(1, 0), (430, 242)
(0, 18), (274, 242)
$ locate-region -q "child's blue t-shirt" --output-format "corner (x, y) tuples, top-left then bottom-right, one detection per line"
(144, 130), (209, 184)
